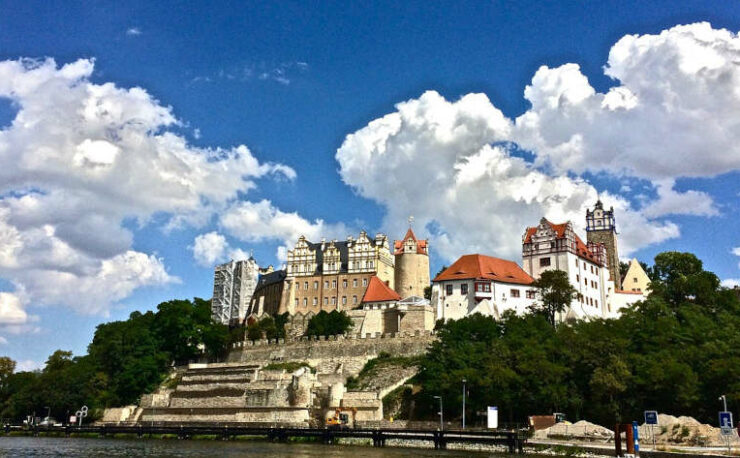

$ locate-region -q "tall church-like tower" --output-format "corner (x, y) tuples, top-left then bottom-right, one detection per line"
(586, 200), (621, 290)
(393, 226), (430, 298)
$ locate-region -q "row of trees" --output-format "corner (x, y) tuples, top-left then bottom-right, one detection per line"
(0, 299), (356, 422)
(412, 252), (740, 426)
(0, 298), (232, 422)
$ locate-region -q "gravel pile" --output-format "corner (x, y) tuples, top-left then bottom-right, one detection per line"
(534, 420), (614, 441)
(638, 412), (739, 447)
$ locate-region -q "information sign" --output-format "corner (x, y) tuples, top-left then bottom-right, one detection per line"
(720, 411), (734, 436)
(487, 406), (498, 429)
(644, 410), (658, 425)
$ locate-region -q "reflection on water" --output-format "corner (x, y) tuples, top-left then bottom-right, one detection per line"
(0, 437), (530, 457)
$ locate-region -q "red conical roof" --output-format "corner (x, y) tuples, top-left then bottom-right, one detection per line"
(361, 276), (401, 303)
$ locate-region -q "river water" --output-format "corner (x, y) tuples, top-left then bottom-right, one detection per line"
(0, 437), (532, 457)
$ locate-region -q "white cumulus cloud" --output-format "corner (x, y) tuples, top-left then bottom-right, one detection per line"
(0, 58), (294, 316)
(336, 91), (678, 262)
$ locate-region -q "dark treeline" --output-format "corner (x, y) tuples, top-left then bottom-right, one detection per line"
(413, 252), (740, 426)
(0, 298), (235, 422)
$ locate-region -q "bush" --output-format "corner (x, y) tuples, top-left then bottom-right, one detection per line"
(305, 311), (353, 337)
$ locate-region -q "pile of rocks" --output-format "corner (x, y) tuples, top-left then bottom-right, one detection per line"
(534, 420), (614, 441)
(639, 413), (739, 447)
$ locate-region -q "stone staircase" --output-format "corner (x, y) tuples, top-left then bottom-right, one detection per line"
(136, 363), (312, 425)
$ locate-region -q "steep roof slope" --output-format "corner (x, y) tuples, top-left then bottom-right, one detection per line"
(433, 254), (534, 285)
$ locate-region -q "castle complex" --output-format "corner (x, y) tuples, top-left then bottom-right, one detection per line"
(212, 201), (650, 329)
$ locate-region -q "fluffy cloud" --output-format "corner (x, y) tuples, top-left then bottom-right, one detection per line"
(515, 23), (740, 182)
(190, 231), (253, 267)
(641, 180), (719, 218)
(218, 200), (349, 261)
(0, 292), (30, 325)
(337, 23), (740, 264)
(337, 91), (678, 262)
(0, 58), (293, 315)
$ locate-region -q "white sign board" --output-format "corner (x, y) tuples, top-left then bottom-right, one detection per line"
(487, 406), (498, 429)
(69, 415), (76, 424)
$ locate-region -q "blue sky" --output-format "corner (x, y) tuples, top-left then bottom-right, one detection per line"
(1, 0), (740, 368)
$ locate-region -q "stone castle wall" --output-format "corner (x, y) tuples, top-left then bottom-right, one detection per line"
(226, 331), (435, 378)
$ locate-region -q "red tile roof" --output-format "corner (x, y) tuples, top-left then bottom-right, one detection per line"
(394, 228), (428, 255)
(524, 219), (602, 265)
(362, 276), (401, 303)
(433, 254), (534, 285)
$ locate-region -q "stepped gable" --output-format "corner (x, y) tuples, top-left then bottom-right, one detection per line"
(393, 228), (427, 255)
(524, 218), (602, 264)
(434, 254), (534, 285)
(361, 276), (401, 303)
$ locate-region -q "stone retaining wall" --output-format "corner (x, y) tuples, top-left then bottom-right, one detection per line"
(226, 331), (435, 378)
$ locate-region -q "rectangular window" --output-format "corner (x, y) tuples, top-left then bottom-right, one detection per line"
(526, 290), (536, 299)
(576, 274), (580, 282)
(362, 278), (368, 287)
(294, 299), (298, 307)
(324, 297), (328, 305)
(324, 280), (329, 288)
(484, 283), (491, 292)
(342, 296), (347, 305)
(446, 284), (453, 295)
(584, 278), (588, 285)
(368, 261), (374, 269)
(312, 297), (317, 306)
(510, 289), (520, 298)
(331, 297), (336, 305)
(332, 280), (337, 289)
(303, 298), (308, 306)
(353, 279), (358, 287)
(304, 281), (309, 290)
(343, 280), (348, 288)
(595, 300), (598, 307)
(353, 295), (358, 305)
(539, 257), (551, 267)
(583, 261), (586, 269)
(461, 284), (468, 295)
(313, 281), (318, 289)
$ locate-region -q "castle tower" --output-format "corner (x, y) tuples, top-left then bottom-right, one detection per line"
(393, 226), (430, 298)
(586, 200), (621, 290)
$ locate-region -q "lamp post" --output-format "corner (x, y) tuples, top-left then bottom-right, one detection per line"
(462, 379), (466, 430)
(44, 406), (50, 424)
(434, 395), (444, 431)
(720, 394), (728, 412)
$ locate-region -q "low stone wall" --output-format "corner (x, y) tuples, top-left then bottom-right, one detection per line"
(226, 331), (435, 378)
(138, 406), (309, 424)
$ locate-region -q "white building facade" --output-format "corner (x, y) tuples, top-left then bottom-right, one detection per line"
(431, 254), (536, 321)
(522, 218), (612, 320)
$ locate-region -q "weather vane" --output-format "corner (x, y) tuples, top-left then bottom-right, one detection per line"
(408, 215), (414, 226)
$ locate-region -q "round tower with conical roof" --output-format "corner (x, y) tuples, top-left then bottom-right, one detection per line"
(393, 226), (430, 298)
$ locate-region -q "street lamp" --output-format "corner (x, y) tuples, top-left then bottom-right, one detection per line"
(720, 394), (728, 412)
(44, 406), (50, 424)
(462, 379), (467, 430)
(434, 395), (444, 431)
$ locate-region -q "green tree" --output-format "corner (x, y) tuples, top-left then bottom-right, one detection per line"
(529, 269), (577, 327)
(305, 310), (353, 337)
